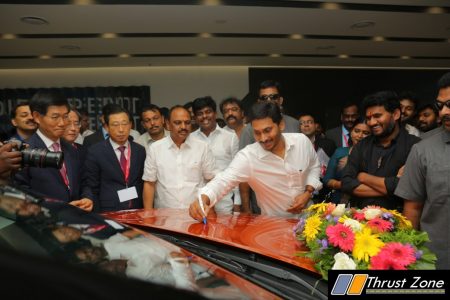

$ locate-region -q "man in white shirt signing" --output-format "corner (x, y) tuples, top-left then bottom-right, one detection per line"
(190, 96), (240, 213)
(189, 102), (322, 220)
(142, 105), (216, 209)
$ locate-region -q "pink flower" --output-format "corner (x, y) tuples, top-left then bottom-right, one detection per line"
(367, 218), (393, 233)
(326, 223), (355, 252)
(353, 211), (365, 221)
(370, 242), (416, 269)
(370, 255), (406, 270)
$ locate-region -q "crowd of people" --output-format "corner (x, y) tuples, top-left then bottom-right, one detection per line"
(0, 72), (449, 269)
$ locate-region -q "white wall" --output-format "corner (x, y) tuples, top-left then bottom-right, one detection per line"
(0, 66), (249, 109)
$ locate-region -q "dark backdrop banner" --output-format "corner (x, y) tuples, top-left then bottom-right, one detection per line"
(248, 68), (446, 130)
(0, 86), (150, 132)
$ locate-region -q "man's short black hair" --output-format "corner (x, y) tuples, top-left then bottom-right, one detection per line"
(10, 102), (30, 119)
(219, 97), (243, 114)
(438, 72), (450, 90)
(259, 80), (282, 94)
(398, 91), (419, 108)
(341, 102), (359, 114)
(183, 101), (193, 110)
(248, 102), (282, 125)
(362, 91), (400, 114)
(417, 102), (438, 115)
(141, 104), (162, 118)
(298, 113), (316, 122)
(104, 104), (131, 125)
(192, 96), (217, 115)
(29, 90), (70, 115)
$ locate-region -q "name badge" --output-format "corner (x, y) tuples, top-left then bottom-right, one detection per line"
(117, 186), (138, 203)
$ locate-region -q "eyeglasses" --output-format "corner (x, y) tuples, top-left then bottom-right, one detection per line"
(258, 94), (281, 102)
(109, 121), (130, 128)
(434, 100), (450, 111)
(45, 114), (69, 123)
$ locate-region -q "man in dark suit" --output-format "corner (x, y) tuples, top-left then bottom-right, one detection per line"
(325, 102), (359, 147)
(14, 90), (93, 211)
(82, 105), (146, 212)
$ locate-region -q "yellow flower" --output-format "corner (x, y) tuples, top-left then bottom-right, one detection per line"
(387, 209), (412, 229)
(305, 203), (328, 215)
(353, 228), (384, 262)
(304, 215), (322, 242)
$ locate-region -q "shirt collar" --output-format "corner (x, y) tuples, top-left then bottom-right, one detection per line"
(168, 134), (192, 149)
(196, 124), (220, 138)
(442, 127), (450, 144)
(342, 125), (349, 136)
(146, 129), (169, 143)
(109, 138), (129, 150)
(256, 134), (290, 159)
(101, 126), (109, 139)
(36, 129), (60, 149)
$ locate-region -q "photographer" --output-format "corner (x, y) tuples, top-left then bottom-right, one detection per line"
(0, 142), (22, 180)
(14, 90), (93, 212)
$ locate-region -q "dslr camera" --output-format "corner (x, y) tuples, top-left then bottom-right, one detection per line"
(5, 139), (63, 169)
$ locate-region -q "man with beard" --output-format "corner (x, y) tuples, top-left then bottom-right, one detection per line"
(341, 91), (420, 210)
(238, 80), (300, 213)
(395, 72), (450, 269)
(416, 103), (440, 138)
(10, 102), (37, 141)
(220, 97), (246, 139)
(189, 102), (321, 220)
(136, 104), (168, 150)
(191, 97), (240, 213)
(325, 102), (359, 148)
(399, 91), (420, 137)
(142, 106), (216, 209)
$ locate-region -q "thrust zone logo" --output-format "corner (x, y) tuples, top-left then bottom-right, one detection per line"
(331, 274), (445, 295)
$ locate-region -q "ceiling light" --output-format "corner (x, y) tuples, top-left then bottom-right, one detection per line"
(202, 0), (222, 6)
(199, 33), (212, 38)
(321, 2), (341, 10)
(372, 36), (385, 42)
(197, 53), (208, 57)
(72, 0), (95, 5)
(289, 34), (303, 40)
(338, 54), (349, 59)
(350, 21), (375, 29)
(426, 7), (445, 14)
(316, 45), (335, 50)
(39, 55), (52, 60)
(119, 54), (130, 58)
(1, 33), (16, 39)
(20, 16), (49, 25)
(269, 54), (281, 58)
(400, 55), (410, 60)
(60, 45), (81, 50)
(101, 33), (117, 39)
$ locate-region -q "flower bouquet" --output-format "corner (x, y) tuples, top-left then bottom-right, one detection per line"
(294, 203), (436, 280)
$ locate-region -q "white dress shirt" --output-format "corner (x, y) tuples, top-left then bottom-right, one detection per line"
(109, 139), (130, 163)
(143, 135), (217, 209)
(136, 130), (169, 150)
(191, 125), (240, 212)
(36, 129), (61, 151)
(201, 133), (322, 218)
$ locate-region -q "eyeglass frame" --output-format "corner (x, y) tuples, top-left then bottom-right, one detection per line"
(258, 93), (281, 102)
(434, 100), (450, 111)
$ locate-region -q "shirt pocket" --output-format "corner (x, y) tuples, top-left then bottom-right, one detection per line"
(184, 161), (202, 182)
(427, 167), (449, 205)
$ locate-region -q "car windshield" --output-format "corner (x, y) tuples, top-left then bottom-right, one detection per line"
(0, 185), (280, 299)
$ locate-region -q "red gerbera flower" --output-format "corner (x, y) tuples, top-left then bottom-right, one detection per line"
(369, 242), (416, 269)
(367, 218), (393, 233)
(353, 211), (365, 221)
(326, 223), (354, 252)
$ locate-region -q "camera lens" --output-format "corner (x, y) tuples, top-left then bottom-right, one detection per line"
(21, 148), (64, 169)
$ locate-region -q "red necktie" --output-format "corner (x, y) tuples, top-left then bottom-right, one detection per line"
(52, 142), (69, 188)
(118, 145), (127, 175)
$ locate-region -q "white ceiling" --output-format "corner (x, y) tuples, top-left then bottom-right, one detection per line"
(0, 0), (449, 69)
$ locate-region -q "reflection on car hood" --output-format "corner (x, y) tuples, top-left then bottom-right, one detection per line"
(0, 185), (279, 299)
(103, 208), (317, 274)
